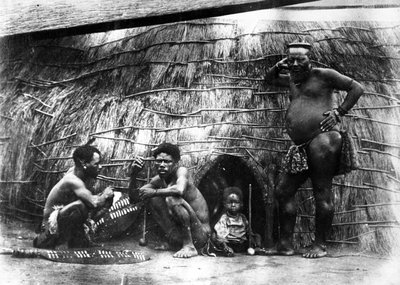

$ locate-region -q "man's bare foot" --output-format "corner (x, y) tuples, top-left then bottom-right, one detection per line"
(262, 244), (295, 256)
(302, 244), (327, 258)
(154, 242), (170, 251)
(173, 245), (198, 258)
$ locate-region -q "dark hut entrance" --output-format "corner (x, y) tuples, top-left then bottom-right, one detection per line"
(197, 155), (269, 243)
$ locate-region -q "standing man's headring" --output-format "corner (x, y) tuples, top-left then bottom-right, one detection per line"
(152, 142), (181, 161)
(287, 42), (312, 55)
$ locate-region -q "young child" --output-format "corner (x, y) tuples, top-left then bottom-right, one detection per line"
(213, 186), (262, 255)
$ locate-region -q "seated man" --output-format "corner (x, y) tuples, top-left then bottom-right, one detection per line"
(129, 142), (211, 258)
(33, 142), (114, 249)
(213, 187), (262, 256)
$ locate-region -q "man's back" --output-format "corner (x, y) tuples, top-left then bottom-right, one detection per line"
(43, 171), (80, 220)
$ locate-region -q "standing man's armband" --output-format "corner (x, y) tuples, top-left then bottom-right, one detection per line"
(336, 106), (348, 116)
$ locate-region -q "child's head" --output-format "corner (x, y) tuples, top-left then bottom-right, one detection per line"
(222, 187), (243, 216)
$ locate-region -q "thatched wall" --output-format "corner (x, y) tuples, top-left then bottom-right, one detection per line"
(1, 18), (399, 253)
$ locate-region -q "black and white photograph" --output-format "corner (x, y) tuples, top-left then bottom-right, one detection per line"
(0, 1), (399, 284)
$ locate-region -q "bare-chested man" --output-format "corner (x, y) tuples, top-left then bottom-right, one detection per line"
(33, 142), (114, 249)
(265, 42), (363, 258)
(129, 142), (211, 258)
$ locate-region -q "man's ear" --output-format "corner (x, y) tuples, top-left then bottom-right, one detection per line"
(78, 159), (87, 169)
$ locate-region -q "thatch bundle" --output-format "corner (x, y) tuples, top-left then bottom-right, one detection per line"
(1, 17), (399, 253)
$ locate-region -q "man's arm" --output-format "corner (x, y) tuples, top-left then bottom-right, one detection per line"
(325, 68), (364, 113)
(68, 178), (114, 209)
(139, 167), (189, 200)
(128, 157), (145, 203)
(320, 69), (364, 131)
(264, 58), (290, 87)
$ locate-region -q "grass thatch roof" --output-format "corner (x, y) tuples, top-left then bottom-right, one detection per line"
(1, 17), (400, 253)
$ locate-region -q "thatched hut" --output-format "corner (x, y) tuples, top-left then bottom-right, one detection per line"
(1, 13), (399, 254)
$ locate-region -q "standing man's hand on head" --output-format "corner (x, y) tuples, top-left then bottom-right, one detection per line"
(275, 57), (288, 70)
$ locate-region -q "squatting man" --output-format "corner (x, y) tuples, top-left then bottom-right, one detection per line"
(33, 142), (114, 249)
(129, 142), (211, 258)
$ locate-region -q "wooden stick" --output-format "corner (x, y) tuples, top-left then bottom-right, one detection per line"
(90, 126), (160, 136)
(140, 166), (151, 246)
(347, 114), (400, 127)
(36, 156), (72, 162)
(242, 134), (288, 144)
(361, 138), (400, 149)
(248, 184), (253, 249)
(126, 86), (255, 99)
(218, 146), (286, 154)
(30, 133), (77, 148)
(357, 167), (392, 174)
(370, 225), (400, 229)
(34, 169), (67, 174)
(34, 109), (54, 118)
(156, 122), (285, 132)
(363, 182), (400, 194)
(93, 135), (157, 147)
(244, 148), (263, 168)
(332, 220), (399, 226)
(97, 175), (129, 182)
(363, 91), (400, 103)
(332, 221), (398, 227)
(253, 91), (287, 95)
(100, 163), (125, 167)
(178, 140), (221, 144)
(335, 209), (363, 215)
(353, 105), (400, 110)
(387, 175), (400, 184)
(111, 157), (156, 162)
(22, 93), (52, 108)
(353, 202), (400, 208)
(298, 214), (314, 219)
(208, 136), (246, 141)
(344, 230), (376, 241)
(0, 180), (36, 184)
(230, 108), (286, 113)
(181, 149), (211, 154)
(211, 151), (248, 158)
(332, 182), (370, 190)
(143, 108), (201, 118)
(361, 148), (400, 160)
(30, 143), (48, 157)
(326, 240), (358, 244)
(205, 74), (263, 82)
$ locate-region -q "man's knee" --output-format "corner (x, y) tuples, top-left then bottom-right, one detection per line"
(59, 200), (88, 223)
(310, 132), (342, 159)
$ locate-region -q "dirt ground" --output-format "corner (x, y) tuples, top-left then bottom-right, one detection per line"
(1, 220), (400, 285)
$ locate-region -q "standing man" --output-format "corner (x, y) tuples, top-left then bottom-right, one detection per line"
(129, 142), (211, 258)
(33, 142), (114, 249)
(265, 42), (363, 258)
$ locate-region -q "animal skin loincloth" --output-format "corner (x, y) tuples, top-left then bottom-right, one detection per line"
(283, 130), (359, 175)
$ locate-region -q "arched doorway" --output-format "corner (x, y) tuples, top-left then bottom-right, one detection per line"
(196, 154), (271, 243)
